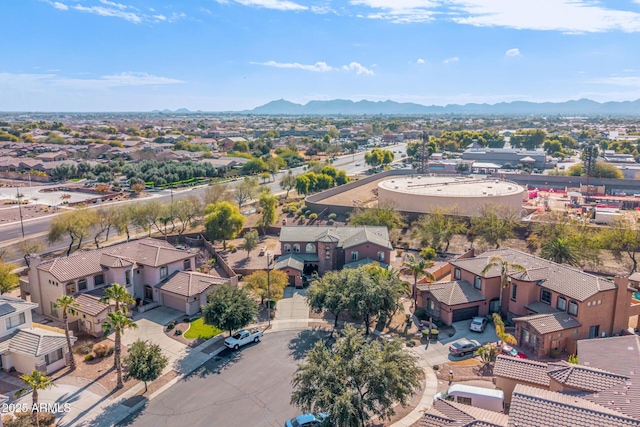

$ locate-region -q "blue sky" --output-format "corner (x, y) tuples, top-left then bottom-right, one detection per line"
(2, 0), (640, 111)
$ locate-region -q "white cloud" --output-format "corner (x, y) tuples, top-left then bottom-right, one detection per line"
(234, 0), (307, 11)
(72, 5), (142, 23)
(349, 0), (437, 23)
(51, 1), (68, 10)
(589, 76), (640, 88)
(253, 61), (335, 72)
(153, 14), (167, 21)
(99, 72), (184, 86)
(342, 62), (374, 75)
(42, 0), (183, 24)
(98, 0), (129, 10)
(416, 58), (425, 64)
(0, 71), (184, 90)
(443, 56), (459, 64)
(505, 48), (521, 57)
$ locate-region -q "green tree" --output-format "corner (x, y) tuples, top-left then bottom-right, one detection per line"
(0, 261), (20, 295)
(349, 203), (405, 230)
(307, 270), (351, 328)
(48, 209), (97, 256)
(481, 256), (526, 316)
(492, 313), (517, 350)
(295, 174), (311, 195)
(402, 254), (435, 309)
(203, 284), (258, 337)
(233, 177), (258, 207)
(53, 295), (79, 370)
(258, 192), (278, 229)
(540, 237), (580, 266)
(102, 311), (138, 388)
(171, 197), (202, 235)
(471, 204), (518, 249)
(348, 266), (402, 335)
(14, 370), (56, 426)
(258, 171), (271, 183)
(101, 283), (135, 313)
(413, 208), (466, 252)
(280, 172), (297, 199)
(601, 216), (640, 273)
(244, 270), (289, 305)
(474, 343), (499, 370)
(242, 229), (259, 258)
(123, 340), (168, 392)
(204, 202), (246, 249)
(291, 325), (421, 427)
(202, 183), (232, 205)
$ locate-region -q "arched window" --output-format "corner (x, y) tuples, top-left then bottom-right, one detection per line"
(306, 243), (316, 253)
(284, 244), (291, 253)
(428, 299), (435, 310)
(293, 244), (300, 253)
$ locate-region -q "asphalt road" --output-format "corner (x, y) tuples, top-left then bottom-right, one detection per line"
(119, 329), (331, 427)
(0, 143), (408, 257)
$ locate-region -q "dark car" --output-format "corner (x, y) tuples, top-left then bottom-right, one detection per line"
(449, 338), (481, 356)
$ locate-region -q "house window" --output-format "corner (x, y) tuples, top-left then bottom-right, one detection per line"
(457, 396), (472, 406)
(160, 266), (168, 278)
(125, 271), (131, 286)
(305, 243), (316, 253)
(589, 325), (600, 339)
(377, 251), (385, 262)
(557, 296), (567, 311)
(454, 268), (461, 280)
(511, 284), (517, 301)
(184, 259), (191, 270)
(530, 334), (537, 347)
(293, 244), (300, 253)
(568, 301), (578, 316)
(284, 244), (291, 253)
(65, 283), (76, 294)
(94, 274), (105, 286)
(44, 348), (64, 365)
(522, 329), (530, 345)
(325, 247), (331, 259)
(6, 312), (26, 329)
(541, 289), (552, 304)
(474, 276), (482, 290)
(78, 279), (87, 291)
(428, 299), (435, 310)
(351, 251), (359, 261)
(50, 302), (58, 317)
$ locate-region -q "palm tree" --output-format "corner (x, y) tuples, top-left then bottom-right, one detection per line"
(53, 295), (79, 370)
(481, 255), (526, 316)
(102, 311), (138, 388)
(14, 370), (56, 426)
(492, 313), (517, 350)
(540, 237), (579, 266)
(402, 254), (435, 308)
(101, 283), (135, 313)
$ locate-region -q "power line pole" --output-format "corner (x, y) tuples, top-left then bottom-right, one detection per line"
(16, 187), (25, 239)
(267, 253), (272, 327)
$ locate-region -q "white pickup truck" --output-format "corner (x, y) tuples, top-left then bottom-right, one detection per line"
(224, 328), (263, 350)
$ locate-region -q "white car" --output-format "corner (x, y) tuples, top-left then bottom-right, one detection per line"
(224, 328), (263, 350)
(469, 316), (488, 332)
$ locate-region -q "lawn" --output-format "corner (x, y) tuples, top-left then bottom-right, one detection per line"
(184, 317), (223, 340)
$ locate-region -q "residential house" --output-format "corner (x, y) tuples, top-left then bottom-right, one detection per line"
(24, 238), (198, 329)
(218, 137), (248, 151)
(35, 152), (68, 162)
(0, 296), (75, 375)
(418, 248), (640, 356)
(155, 271), (229, 315)
(276, 226), (392, 283)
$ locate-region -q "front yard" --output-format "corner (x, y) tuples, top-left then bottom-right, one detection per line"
(183, 317), (223, 340)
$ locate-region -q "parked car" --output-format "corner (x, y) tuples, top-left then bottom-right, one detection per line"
(449, 338), (481, 357)
(285, 413), (329, 427)
(501, 344), (528, 359)
(469, 316), (487, 332)
(224, 328), (263, 350)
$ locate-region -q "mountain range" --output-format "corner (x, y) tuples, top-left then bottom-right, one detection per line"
(245, 98), (640, 116)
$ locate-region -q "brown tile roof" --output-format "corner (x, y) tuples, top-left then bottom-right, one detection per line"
(493, 355), (550, 386)
(450, 248), (616, 302)
(524, 301), (561, 315)
(513, 312), (581, 335)
(74, 294), (109, 317)
(417, 280), (486, 306)
(279, 226), (392, 249)
(508, 384), (640, 427)
(421, 399), (508, 427)
(547, 361), (629, 392)
(38, 238), (193, 282)
(156, 271), (229, 297)
(99, 254), (133, 268)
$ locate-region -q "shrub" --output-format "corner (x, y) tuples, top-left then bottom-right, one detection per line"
(300, 215), (306, 221)
(328, 213), (337, 220)
(93, 343), (112, 358)
(75, 342), (94, 355)
(299, 205), (307, 212)
(295, 209), (303, 216)
(84, 354), (95, 362)
(309, 213), (318, 220)
(327, 219), (334, 225)
(550, 348), (561, 359)
(414, 309), (427, 320)
(433, 364), (440, 371)
(175, 329), (182, 336)
(227, 243), (235, 251)
(304, 209), (312, 216)
(166, 321), (176, 331)
(231, 247), (237, 253)
(9, 411), (56, 427)
(406, 340), (416, 347)
(396, 249), (403, 256)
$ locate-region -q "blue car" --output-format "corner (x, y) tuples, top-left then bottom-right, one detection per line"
(285, 413), (329, 427)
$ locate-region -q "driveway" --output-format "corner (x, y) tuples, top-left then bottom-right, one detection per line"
(116, 306), (188, 374)
(276, 287), (309, 320)
(118, 329), (328, 427)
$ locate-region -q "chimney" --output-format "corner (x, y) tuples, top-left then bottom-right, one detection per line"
(612, 272), (632, 335)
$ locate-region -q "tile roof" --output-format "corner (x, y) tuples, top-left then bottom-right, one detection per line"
(273, 254), (304, 271)
(343, 258), (388, 269)
(524, 301), (561, 315)
(513, 312), (581, 335)
(508, 384), (640, 427)
(74, 294), (109, 317)
(38, 237), (193, 282)
(450, 248), (616, 302)
(156, 271), (228, 297)
(493, 355), (551, 386)
(418, 280), (486, 306)
(421, 399), (508, 427)
(547, 361), (629, 392)
(0, 296), (38, 317)
(4, 328), (76, 358)
(279, 226), (392, 250)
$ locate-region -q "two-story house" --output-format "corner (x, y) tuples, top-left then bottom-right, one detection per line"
(418, 248), (640, 356)
(276, 226), (392, 283)
(24, 238), (199, 334)
(0, 296), (74, 374)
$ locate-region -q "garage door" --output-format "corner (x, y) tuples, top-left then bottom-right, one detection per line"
(162, 293), (186, 313)
(452, 306), (479, 322)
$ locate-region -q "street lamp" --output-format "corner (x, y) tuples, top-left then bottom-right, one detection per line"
(267, 253), (272, 326)
(16, 187), (25, 238)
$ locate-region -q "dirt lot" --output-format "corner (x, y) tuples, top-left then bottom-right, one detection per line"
(0, 204), (56, 224)
(320, 177), (384, 208)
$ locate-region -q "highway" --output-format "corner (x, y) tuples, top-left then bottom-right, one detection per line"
(0, 143), (408, 261)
